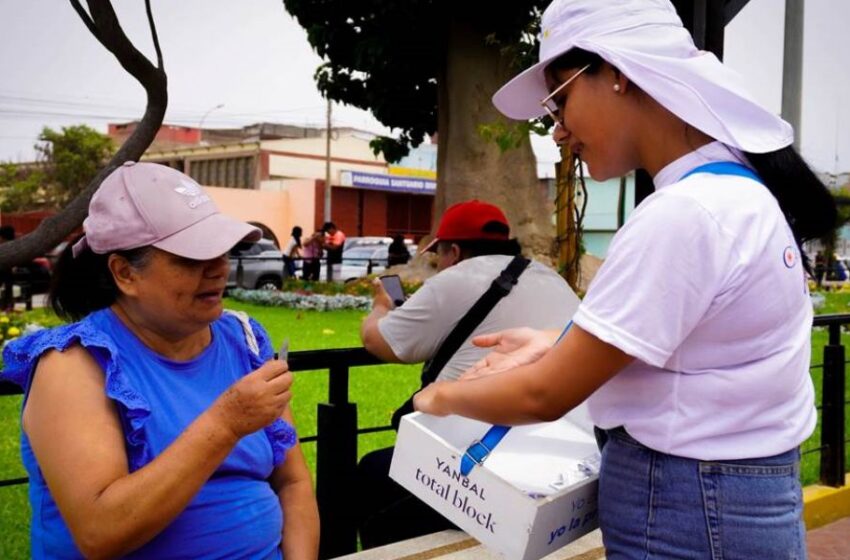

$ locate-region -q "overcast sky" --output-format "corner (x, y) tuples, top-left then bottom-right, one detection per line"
(0, 0), (847, 175)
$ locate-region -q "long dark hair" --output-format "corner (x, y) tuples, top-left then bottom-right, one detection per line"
(291, 226), (303, 249)
(49, 238), (153, 322)
(545, 48), (837, 266)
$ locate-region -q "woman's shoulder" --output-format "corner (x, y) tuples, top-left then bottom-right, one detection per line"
(1, 310), (117, 389)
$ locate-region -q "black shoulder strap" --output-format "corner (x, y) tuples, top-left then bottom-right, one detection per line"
(420, 255), (531, 385)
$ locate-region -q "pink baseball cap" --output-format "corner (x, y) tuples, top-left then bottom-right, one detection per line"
(72, 161), (261, 259)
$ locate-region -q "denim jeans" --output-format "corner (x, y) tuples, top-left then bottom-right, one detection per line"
(597, 427), (806, 559)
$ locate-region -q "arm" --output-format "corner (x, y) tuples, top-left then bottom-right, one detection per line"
(23, 346), (292, 559)
(360, 279), (401, 362)
(270, 407), (319, 560)
(414, 324), (633, 424)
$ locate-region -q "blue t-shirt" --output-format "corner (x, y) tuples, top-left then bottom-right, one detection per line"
(2, 308), (297, 559)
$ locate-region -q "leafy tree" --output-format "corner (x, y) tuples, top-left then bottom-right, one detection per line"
(283, 1), (556, 252)
(0, 163), (49, 212)
(36, 125), (115, 207)
(0, 125), (116, 213)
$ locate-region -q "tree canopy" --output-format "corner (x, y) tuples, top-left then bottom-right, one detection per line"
(283, 0), (547, 161)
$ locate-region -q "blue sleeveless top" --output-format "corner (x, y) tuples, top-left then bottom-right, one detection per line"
(2, 308), (297, 559)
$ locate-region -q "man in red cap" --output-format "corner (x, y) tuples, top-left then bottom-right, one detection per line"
(357, 200), (582, 548)
(361, 199), (579, 380)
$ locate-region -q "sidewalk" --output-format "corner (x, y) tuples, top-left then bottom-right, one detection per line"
(335, 518), (850, 560)
(807, 517), (850, 560)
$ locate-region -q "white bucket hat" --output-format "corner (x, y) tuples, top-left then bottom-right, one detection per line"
(492, 0), (793, 153)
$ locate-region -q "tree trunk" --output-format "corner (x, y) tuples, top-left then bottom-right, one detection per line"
(435, 15), (552, 257)
(0, 0), (166, 271)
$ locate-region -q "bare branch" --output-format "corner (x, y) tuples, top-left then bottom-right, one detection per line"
(146, 0), (164, 70)
(68, 0), (100, 42)
(0, 0), (167, 270)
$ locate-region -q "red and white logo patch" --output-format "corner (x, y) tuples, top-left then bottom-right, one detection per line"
(783, 246), (796, 268)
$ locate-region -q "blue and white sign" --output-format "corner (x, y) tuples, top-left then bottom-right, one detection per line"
(341, 170), (436, 195)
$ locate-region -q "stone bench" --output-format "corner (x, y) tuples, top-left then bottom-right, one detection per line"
(333, 529), (605, 560)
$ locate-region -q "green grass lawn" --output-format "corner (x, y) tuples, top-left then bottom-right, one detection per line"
(0, 293), (848, 558)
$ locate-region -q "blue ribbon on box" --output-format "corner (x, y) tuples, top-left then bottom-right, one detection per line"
(459, 320), (574, 476)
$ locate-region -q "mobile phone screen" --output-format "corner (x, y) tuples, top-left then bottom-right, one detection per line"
(380, 275), (406, 307)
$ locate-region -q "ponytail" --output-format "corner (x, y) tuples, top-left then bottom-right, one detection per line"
(49, 239), (153, 322)
(744, 146), (837, 268)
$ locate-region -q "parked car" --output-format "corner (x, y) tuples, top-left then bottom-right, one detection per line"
(321, 242), (416, 282)
(342, 236), (393, 252)
(339, 245), (391, 280)
(227, 238), (285, 290)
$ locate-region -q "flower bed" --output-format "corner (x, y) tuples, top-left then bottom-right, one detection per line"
(229, 288), (372, 311)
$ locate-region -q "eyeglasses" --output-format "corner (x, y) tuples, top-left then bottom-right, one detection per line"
(540, 63), (591, 127)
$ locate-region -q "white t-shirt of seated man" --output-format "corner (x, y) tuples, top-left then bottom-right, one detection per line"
(378, 254), (580, 382)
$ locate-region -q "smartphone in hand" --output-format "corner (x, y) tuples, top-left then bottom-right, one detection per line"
(379, 274), (406, 307)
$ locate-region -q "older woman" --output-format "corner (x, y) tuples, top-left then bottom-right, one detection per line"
(2, 162), (319, 559)
(414, 0), (835, 558)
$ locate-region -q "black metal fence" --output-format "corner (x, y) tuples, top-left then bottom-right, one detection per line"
(1, 315), (848, 558)
(807, 313), (849, 487)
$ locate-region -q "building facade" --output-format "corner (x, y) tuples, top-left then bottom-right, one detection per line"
(121, 124), (436, 246)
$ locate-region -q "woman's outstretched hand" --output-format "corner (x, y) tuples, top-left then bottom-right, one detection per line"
(459, 327), (559, 381)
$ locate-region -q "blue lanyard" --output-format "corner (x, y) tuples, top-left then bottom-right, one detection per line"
(459, 321), (574, 476)
(680, 161), (762, 183)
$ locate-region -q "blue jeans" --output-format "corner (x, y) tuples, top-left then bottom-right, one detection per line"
(598, 427), (806, 559)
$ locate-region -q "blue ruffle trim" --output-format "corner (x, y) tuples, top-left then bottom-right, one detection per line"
(2, 314), (299, 469)
(2, 319), (153, 471)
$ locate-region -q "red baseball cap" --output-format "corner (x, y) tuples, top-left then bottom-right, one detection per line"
(422, 200), (510, 253)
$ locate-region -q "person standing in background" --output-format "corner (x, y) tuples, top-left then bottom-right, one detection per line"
(283, 226), (302, 278)
(300, 231), (323, 282)
(386, 234), (410, 267)
(322, 222), (346, 281)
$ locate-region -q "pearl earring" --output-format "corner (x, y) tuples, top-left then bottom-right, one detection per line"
(613, 84), (621, 92)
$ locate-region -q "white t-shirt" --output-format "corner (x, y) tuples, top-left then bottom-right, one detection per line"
(283, 237), (299, 257)
(574, 142), (815, 460)
(379, 255), (581, 381)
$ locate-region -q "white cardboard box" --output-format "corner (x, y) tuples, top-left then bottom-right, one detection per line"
(389, 412), (599, 560)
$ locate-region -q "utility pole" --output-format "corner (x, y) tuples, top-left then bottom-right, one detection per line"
(782, 0), (804, 150)
(324, 98), (333, 222)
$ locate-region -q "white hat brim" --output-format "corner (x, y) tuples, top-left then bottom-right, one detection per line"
(492, 47), (573, 120)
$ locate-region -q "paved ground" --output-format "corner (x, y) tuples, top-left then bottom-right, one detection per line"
(337, 518), (850, 560)
(807, 517), (850, 560)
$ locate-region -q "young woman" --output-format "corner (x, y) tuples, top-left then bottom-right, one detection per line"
(283, 226), (303, 277)
(2, 162), (319, 559)
(414, 0), (835, 558)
